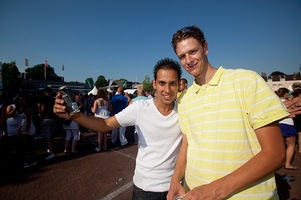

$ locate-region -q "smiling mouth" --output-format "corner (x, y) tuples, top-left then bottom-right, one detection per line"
(187, 62), (196, 69)
(164, 94), (174, 100)
(186, 65), (196, 72)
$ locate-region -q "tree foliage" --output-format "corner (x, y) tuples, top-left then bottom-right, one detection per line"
(2, 62), (21, 98)
(142, 75), (153, 91)
(95, 75), (108, 89)
(270, 71), (286, 76)
(25, 64), (57, 77)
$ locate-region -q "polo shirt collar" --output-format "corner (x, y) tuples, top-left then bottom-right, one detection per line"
(190, 66), (225, 93)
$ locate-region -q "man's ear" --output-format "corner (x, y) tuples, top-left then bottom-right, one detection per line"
(152, 80), (156, 90)
(204, 41), (209, 55)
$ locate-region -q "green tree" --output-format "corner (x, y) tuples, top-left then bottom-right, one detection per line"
(95, 75), (108, 89)
(2, 62), (21, 98)
(25, 64), (57, 77)
(270, 71), (286, 76)
(142, 75), (152, 91)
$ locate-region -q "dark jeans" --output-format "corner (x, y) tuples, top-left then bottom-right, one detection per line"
(21, 134), (36, 163)
(41, 119), (56, 138)
(132, 184), (168, 200)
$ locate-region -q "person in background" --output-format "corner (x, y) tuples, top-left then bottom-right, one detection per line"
(91, 89), (110, 152)
(151, 88), (156, 98)
(110, 87), (130, 146)
(167, 25), (289, 200)
(292, 82), (301, 92)
(177, 78), (188, 99)
(15, 94), (37, 168)
(75, 93), (85, 114)
(38, 87), (56, 160)
(131, 84), (148, 103)
(3, 97), (25, 177)
(4, 94), (37, 170)
(276, 88), (298, 170)
(144, 89), (153, 99)
(63, 119), (79, 154)
(83, 93), (94, 116)
(291, 82), (301, 154)
(54, 58), (182, 200)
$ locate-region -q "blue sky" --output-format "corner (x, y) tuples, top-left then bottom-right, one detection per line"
(1, 0), (300, 86)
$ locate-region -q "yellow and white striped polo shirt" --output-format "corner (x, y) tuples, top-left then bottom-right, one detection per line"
(178, 67), (289, 199)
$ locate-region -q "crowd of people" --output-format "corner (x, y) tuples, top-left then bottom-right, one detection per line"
(0, 83), (156, 178)
(1, 25), (301, 200)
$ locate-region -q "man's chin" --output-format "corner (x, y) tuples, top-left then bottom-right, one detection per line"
(164, 98), (175, 104)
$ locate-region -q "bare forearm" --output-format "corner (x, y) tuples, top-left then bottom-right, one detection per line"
(70, 112), (117, 133)
(172, 137), (187, 182)
(54, 92), (120, 135)
(167, 134), (188, 200)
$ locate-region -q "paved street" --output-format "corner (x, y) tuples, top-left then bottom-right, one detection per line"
(0, 134), (300, 200)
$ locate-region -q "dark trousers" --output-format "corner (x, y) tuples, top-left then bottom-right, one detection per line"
(21, 134), (36, 163)
(132, 184), (168, 200)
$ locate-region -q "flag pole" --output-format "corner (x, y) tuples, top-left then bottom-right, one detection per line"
(24, 59), (28, 79)
(44, 63), (46, 81)
(44, 60), (48, 80)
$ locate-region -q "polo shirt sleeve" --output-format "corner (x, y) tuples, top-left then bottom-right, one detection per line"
(246, 72), (289, 130)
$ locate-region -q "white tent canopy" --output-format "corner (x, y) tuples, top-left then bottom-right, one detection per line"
(124, 89), (137, 94)
(88, 86), (98, 95)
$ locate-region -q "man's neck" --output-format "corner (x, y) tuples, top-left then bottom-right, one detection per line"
(153, 98), (174, 116)
(195, 65), (217, 86)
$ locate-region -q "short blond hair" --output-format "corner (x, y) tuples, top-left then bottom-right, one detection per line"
(136, 84), (144, 95)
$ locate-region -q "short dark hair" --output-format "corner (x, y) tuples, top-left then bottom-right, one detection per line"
(153, 58), (182, 81)
(180, 78), (188, 84)
(44, 87), (52, 94)
(172, 25), (206, 53)
(276, 87), (290, 98)
(291, 89), (301, 98)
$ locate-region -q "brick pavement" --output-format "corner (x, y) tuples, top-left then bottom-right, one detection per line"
(0, 135), (300, 200)
(0, 134), (137, 200)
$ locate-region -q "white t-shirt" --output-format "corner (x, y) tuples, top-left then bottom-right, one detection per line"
(279, 99), (294, 125)
(19, 112), (36, 135)
(94, 105), (110, 119)
(115, 99), (182, 192)
(7, 104), (36, 136)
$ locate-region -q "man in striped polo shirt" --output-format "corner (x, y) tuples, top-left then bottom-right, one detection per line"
(167, 26), (289, 200)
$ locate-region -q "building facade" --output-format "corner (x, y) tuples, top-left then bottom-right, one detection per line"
(263, 73), (301, 91)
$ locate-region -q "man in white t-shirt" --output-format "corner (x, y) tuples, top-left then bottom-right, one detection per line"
(54, 58), (183, 200)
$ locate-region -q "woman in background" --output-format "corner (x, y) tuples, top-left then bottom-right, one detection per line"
(63, 119), (79, 154)
(91, 90), (110, 152)
(276, 87), (298, 170)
